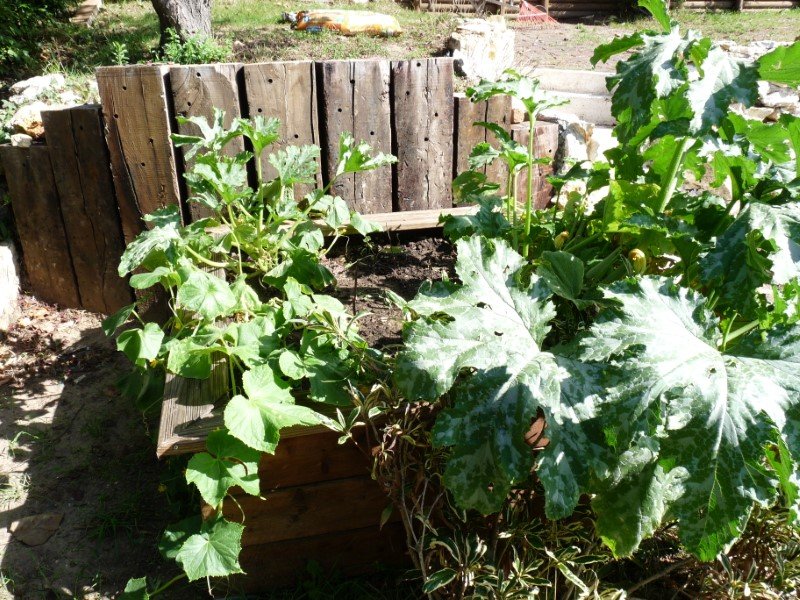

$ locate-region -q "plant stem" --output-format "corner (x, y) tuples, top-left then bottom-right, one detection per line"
(150, 574), (186, 598)
(723, 319), (760, 347)
(626, 559), (693, 595)
(656, 137), (691, 213)
(185, 246), (228, 269)
(522, 116), (536, 259)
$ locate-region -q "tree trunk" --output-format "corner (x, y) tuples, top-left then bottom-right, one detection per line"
(151, 0), (212, 43)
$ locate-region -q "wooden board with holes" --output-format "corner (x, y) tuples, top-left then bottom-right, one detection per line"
(0, 145), (81, 308)
(392, 58), (454, 211)
(511, 121), (559, 210)
(242, 61), (321, 196)
(170, 63), (244, 221)
(317, 59), (392, 214)
(96, 65), (182, 244)
(42, 106), (133, 314)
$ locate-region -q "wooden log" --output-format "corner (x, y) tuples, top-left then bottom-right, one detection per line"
(170, 63), (244, 221)
(317, 60), (393, 214)
(42, 106), (133, 314)
(392, 58), (455, 211)
(96, 65), (182, 244)
(242, 61), (321, 197)
(0, 145), (81, 308)
(234, 522), (407, 590)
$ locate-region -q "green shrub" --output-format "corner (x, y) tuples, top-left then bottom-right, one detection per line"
(161, 28), (229, 65)
(0, 0), (75, 77)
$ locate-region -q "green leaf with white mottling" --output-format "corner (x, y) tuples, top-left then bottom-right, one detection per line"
(685, 47), (758, 135)
(118, 206), (182, 276)
(175, 517), (244, 581)
(581, 277), (800, 560)
(397, 236), (556, 400)
(398, 237), (567, 514)
(700, 201), (800, 318)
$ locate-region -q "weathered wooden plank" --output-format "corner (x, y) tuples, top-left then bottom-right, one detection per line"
(242, 61), (321, 196)
(96, 65), (182, 244)
(235, 522), (407, 589)
(42, 107), (132, 314)
(453, 93), (511, 189)
(485, 95), (512, 184)
(511, 121), (559, 210)
(317, 60), (392, 214)
(392, 58), (454, 211)
(453, 93), (486, 179)
(170, 63), (244, 221)
(224, 475), (394, 546)
(0, 145), (81, 308)
(242, 429), (372, 491)
(156, 358), (229, 457)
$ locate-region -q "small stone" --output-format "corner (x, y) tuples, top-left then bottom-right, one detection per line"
(9, 102), (51, 139)
(8, 512), (63, 546)
(10, 133), (32, 148)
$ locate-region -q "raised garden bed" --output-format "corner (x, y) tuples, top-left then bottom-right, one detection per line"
(155, 233), (457, 589)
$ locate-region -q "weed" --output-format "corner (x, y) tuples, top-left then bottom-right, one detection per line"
(0, 472), (30, 508)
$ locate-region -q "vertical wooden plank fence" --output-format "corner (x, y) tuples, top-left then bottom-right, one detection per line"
(0, 145), (82, 308)
(96, 65), (182, 244)
(242, 61), (321, 196)
(170, 63), (244, 220)
(1, 57), (564, 313)
(392, 58), (454, 211)
(317, 60), (393, 214)
(42, 106), (132, 313)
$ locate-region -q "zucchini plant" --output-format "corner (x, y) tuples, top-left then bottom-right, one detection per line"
(396, 0), (800, 581)
(107, 112), (394, 594)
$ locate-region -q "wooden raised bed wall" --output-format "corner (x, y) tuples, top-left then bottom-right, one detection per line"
(0, 105), (132, 313)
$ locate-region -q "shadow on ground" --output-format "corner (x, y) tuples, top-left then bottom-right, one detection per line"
(0, 296), (191, 598)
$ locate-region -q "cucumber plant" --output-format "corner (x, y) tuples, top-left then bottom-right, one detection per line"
(107, 112), (394, 594)
(396, 0), (800, 587)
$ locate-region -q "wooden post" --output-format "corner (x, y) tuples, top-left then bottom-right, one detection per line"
(317, 60), (393, 214)
(170, 63), (244, 221)
(511, 121), (559, 210)
(96, 65), (182, 244)
(0, 145), (81, 308)
(243, 61), (321, 198)
(392, 58), (455, 211)
(42, 106), (133, 314)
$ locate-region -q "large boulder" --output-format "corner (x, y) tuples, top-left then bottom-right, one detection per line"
(448, 18), (515, 83)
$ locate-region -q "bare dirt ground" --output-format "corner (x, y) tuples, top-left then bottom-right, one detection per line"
(0, 297), (188, 598)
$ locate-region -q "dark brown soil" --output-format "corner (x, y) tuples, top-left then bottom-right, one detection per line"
(325, 232), (456, 348)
